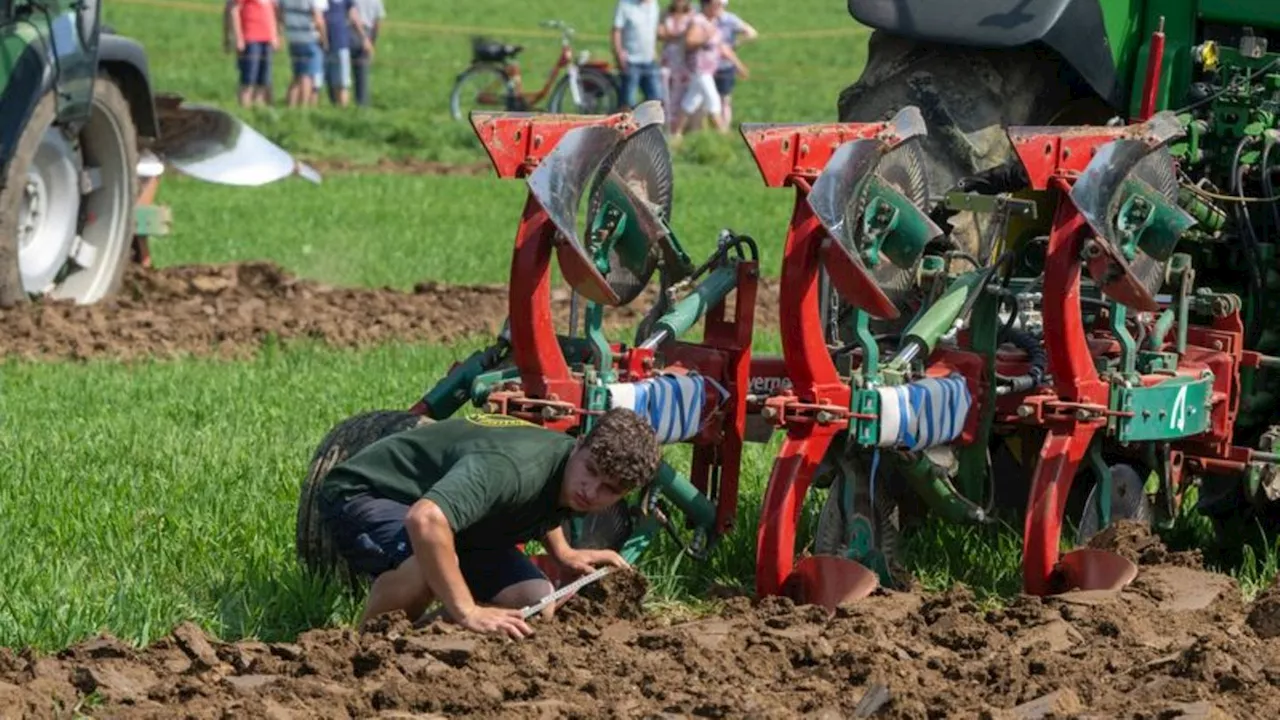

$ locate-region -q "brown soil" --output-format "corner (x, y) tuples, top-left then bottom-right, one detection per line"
(305, 157), (494, 176)
(0, 262), (781, 362)
(6, 529), (1280, 719)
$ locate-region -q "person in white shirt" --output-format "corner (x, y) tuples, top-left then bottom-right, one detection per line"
(612, 0), (664, 110)
(350, 0), (385, 107)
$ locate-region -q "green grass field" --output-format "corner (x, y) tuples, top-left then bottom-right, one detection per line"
(4, 0), (1279, 654)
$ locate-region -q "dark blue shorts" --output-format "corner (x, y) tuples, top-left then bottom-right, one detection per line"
(320, 493), (547, 603)
(238, 42), (273, 87)
(714, 67), (736, 96)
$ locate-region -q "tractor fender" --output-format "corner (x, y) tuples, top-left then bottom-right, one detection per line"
(96, 33), (159, 140)
(847, 0), (1123, 109)
(0, 27), (50, 180)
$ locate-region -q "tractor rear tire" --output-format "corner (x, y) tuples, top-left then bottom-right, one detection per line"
(0, 76), (138, 307)
(837, 31), (1111, 260)
(296, 410), (434, 592)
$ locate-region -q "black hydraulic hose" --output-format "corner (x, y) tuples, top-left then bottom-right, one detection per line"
(1232, 136), (1266, 347)
(996, 325), (1046, 393)
(1261, 139), (1280, 237)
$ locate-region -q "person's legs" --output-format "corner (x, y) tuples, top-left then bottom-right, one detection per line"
(288, 43), (308, 107)
(326, 493), (558, 626)
(713, 67), (736, 126)
(695, 72), (725, 132)
(351, 44), (371, 107)
(236, 43), (262, 107)
(308, 46), (324, 107)
(673, 72), (714, 137)
(253, 43), (273, 106)
(638, 62), (664, 105)
(620, 63), (641, 110)
(321, 494), (429, 623)
(328, 47), (352, 106)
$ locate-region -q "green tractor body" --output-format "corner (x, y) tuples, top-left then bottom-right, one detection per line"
(830, 0), (1280, 567)
(1, 0), (314, 307)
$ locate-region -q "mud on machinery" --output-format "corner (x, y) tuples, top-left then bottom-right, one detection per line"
(298, 2), (1280, 609)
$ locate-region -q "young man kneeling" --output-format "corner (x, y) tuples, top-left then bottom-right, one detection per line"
(317, 408), (662, 639)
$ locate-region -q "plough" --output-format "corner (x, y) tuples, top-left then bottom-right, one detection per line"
(297, 92), (1280, 610)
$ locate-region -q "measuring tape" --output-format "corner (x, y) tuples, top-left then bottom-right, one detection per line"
(519, 566), (615, 619)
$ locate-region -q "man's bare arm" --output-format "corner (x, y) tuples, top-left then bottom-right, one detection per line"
(403, 499), (532, 638)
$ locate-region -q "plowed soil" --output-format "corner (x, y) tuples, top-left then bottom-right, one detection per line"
(0, 262), (781, 362)
(4, 523), (1280, 719)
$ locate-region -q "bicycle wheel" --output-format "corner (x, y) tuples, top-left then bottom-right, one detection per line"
(548, 66), (619, 115)
(449, 64), (516, 121)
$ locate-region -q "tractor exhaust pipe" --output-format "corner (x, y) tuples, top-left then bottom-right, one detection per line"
(1138, 17), (1167, 121)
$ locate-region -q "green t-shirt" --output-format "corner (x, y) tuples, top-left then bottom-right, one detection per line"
(319, 415), (578, 549)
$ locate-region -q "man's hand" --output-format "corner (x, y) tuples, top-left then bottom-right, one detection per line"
(457, 606), (533, 639)
(556, 548), (629, 577)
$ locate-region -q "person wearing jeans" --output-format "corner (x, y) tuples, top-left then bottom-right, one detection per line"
(282, 0), (328, 107)
(322, 0), (371, 106)
(229, 0), (280, 107)
(350, 0), (385, 107)
(611, 0), (663, 110)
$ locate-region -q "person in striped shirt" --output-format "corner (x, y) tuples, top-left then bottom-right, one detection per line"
(281, 0), (329, 107)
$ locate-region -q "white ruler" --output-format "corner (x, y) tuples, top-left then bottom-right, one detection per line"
(520, 566), (615, 619)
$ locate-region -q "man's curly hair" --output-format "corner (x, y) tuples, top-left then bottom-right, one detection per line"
(580, 408), (661, 492)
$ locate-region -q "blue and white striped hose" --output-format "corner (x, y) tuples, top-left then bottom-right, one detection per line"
(607, 373), (726, 444)
(875, 374), (972, 451)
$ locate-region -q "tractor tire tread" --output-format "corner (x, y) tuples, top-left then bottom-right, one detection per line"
(296, 409), (433, 592)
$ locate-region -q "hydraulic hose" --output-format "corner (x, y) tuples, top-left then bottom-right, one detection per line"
(995, 325), (1046, 394)
(1232, 136), (1266, 348)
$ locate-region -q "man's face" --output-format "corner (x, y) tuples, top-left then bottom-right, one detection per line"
(562, 446), (627, 512)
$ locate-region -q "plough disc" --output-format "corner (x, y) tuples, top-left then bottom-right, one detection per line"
(806, 106), (941, 321)
(584, 123), (679, 304)
(1069, 111), (1196, 312)
(1075, 463), (1154, 545)
(526, 124), (628, 306)
(525, 105), (675, 308)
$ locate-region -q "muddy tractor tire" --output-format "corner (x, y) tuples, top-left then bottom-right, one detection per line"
(296, 410), (434, 591)
(0, 75), (139, 307)
(837, 31), (1111, 261)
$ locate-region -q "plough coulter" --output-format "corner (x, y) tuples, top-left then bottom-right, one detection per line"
(298, 18), (1280, 608)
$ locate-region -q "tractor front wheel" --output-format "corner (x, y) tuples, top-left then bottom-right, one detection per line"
(0, 76), (138, 306)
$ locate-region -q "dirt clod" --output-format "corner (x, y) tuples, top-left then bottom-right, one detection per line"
(1087, 519), (1204, 568)
(6, 550), (1280, 718)
(0, 262), (782, 362)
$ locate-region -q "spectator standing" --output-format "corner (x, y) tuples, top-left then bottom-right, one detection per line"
(229, 0), (280, 107)
(322, 0), (371, 107)
(611, 0), (663, 110)
(671, 0), (746, 138)
(713, 0), (756, 127)
(657, 0), (693, 127)
(281, 0), (328, 107)
(350, 0), (386, 107)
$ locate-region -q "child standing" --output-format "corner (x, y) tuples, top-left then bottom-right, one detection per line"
(229, 0), (280, 107)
